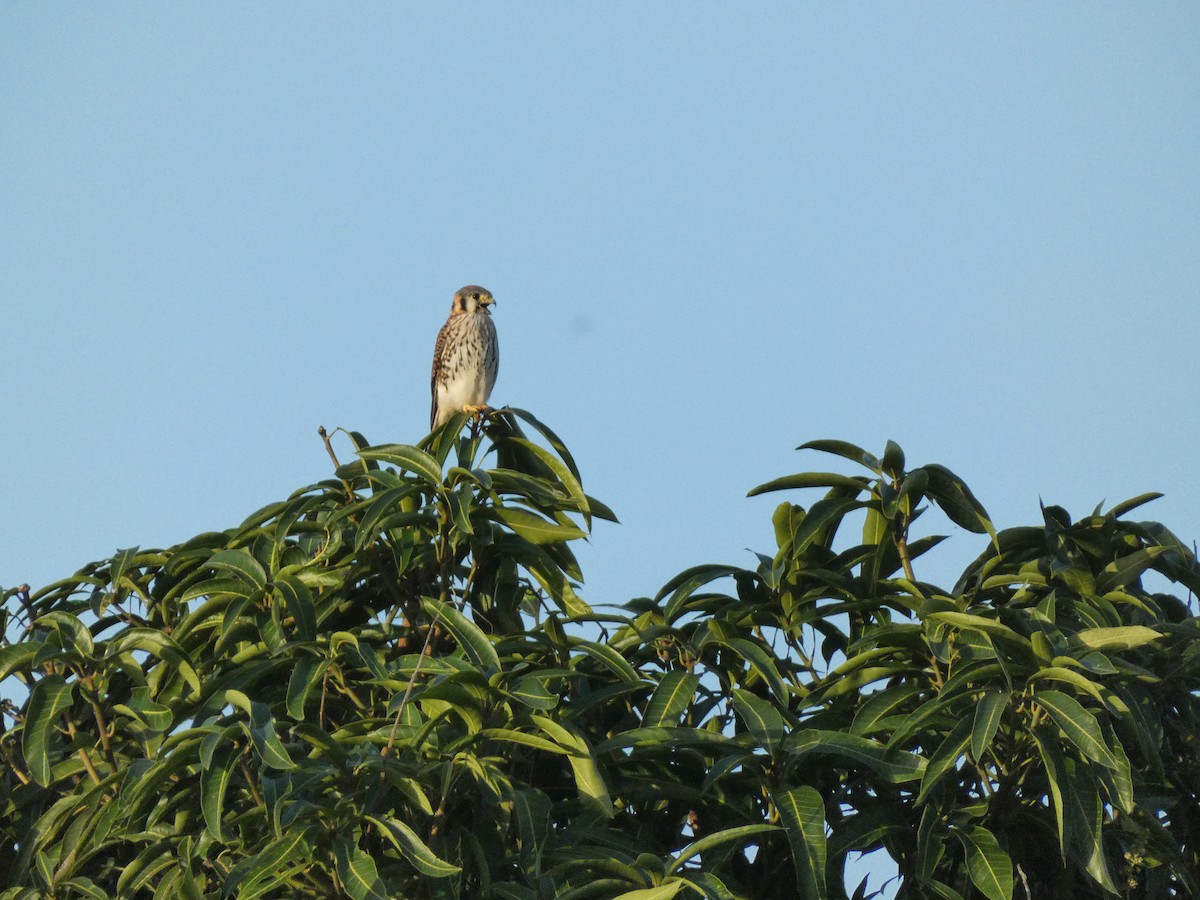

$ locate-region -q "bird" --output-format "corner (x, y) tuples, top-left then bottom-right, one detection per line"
(430, 285), (499, 430)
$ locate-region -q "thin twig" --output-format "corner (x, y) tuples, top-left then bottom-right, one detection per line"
(318, 425), (357, 503)
(239, 755), (265, 808)
(382, 603), (445, 758)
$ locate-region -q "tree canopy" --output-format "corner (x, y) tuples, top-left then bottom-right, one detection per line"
(2, 410), (1198, 899)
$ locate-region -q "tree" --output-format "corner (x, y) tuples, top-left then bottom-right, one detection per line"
(2, 412), (1197, 899)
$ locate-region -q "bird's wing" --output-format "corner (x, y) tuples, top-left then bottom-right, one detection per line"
(430, 320), (448, 430)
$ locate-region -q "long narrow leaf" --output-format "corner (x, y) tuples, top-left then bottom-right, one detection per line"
(772, 785), (826, 897)
(955, 826), (1013, 900)
(1034, 690), (1117, 770)
(22, 675), (74, 786)
(365, 815), (461, 878)
(421, 596), (501, 673)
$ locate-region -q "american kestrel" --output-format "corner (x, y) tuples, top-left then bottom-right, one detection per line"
(430, 285), (499, 430)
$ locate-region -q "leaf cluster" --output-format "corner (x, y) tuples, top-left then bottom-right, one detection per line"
(1, 424), (1198, 900)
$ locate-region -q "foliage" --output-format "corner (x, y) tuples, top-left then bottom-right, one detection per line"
(2, 418), (1198, 899)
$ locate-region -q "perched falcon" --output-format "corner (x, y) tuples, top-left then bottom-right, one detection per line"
(430, 285), (499, 430)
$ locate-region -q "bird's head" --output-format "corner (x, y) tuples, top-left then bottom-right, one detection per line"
(452, 286), (496, 315)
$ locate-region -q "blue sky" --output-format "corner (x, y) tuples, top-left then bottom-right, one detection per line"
(4, 4), (1197, 613)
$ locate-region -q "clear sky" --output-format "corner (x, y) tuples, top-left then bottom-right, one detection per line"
(5, 4), (1199, 618)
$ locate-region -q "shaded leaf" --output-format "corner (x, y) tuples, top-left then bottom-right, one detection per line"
(955, 826), (1012, 900)
(971, 691), (1008, 760)
(772, 785), (826, 897)
(1034, 690), (1117, 770)
(22, 675), (74, 786)
(642, 670), (700, 728)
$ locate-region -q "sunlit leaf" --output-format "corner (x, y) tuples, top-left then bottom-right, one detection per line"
(421, 595), (501, 672)
(355, 443), (444, 485)
(533, 714), (613, 818)
(365, 815), (461, 878)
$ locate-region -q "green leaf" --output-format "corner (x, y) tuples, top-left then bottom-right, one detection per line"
(227, 826), (313, 898)
(0, 643), (38, 681)
(22, 675), (74, 786)
(509, 674), (560, 710)
(365, 815), (461, 878)
(747, 472), (869, 497)
(1031, 725), (1069, 855)
(356, 443), (443, 485)
(39, 610), (95, 658)
(731, 688), (787, 754)
(274, 574), (317, 641)
(916, 804), (946, 882)
(921, 464), (995, 540)
(1027, 666), (1105, 704)
(1095, 547), (1167, 593)
(200, 744), (237, 840)
(955, 826), (1013, 900)
(797, 439), (881, 473)
(495, 430), (590, 518)
(595, 726), (740, 754)
(656, 563), (745, 605)
(614, 888), (681, 900)
(917, 715), (973, 803)
(851, 683), (924, 736)
(786, 729), (925, 783)
(611, 886), (683, 900)
(971, 691), (1008, 759)
(512, 787), (551, 868)
(1068, 625), (1162, 653)
(494, 506), (586, 544)
(1095, 721), (1135, 813)
(667, 823), (778, 874)
(792, 498), (870, 553)
(642, 670), (700, 728)
(1034, 690), (1117, 769)
(290, 722), (349, 765)
(286, 656), (328, 720)
(1104, 492), (1163, 519)
(881, 439), (906, 476)
(572, 638), (641, 683)
(772, 785), (826, 897)
(108, 628), (201, 697)
(713, 637), (789, 704)
(421, 596), (501, 673)
(227, 690), (297, 770)
(335, 840), (389, 900)
(926, 612), (1028, 649)
(1062, 761), (1117, 892)
(480, 728), (570, 755)
(533, 714), (613, 818)
(444, 484), (475, 535)
(207, 548), (267, 590)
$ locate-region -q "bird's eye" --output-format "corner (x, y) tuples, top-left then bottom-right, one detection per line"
(472, 293), (480, 301)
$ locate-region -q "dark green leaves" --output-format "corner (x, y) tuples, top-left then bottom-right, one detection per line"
(1034, 690), (1118, 770)
(955, 826), (1012, 900)
(772, 786), (826, 896)
(3, 428), (1197, 899)
(23, 675), (75, 786)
